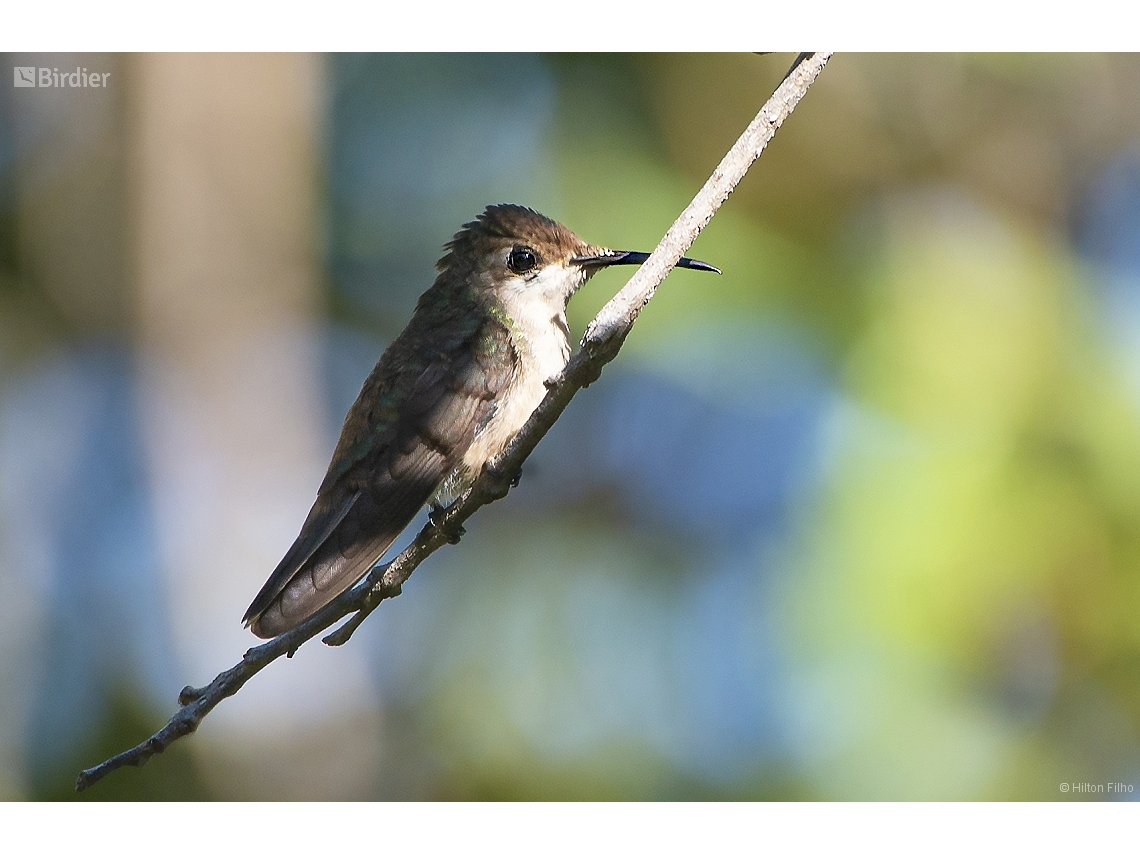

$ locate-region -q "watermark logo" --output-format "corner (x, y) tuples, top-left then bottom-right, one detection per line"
(13, 66), (110, 88)
(1060, 781), (1134, 795)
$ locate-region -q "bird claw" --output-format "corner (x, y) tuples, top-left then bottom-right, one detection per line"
(482, 462), (520, 498)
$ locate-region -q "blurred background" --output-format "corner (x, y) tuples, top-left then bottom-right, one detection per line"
(2, 53), (1140, 800)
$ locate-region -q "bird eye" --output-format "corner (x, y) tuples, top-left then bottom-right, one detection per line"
(507, 245), (538, 274)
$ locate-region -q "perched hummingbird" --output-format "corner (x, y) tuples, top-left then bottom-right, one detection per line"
(243, 204), (718, 638)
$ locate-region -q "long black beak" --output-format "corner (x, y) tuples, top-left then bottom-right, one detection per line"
(572, 250), (721, 274)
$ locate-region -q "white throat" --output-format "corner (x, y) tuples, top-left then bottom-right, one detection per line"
(494, 262), (579, 381)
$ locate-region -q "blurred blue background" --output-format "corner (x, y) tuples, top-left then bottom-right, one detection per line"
(2, 53), (1140, 800)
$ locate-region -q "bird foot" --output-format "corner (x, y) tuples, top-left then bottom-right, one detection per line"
(482, 462), (521, 498)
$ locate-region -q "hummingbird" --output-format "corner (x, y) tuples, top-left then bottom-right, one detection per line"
(243, 204), (719, 638)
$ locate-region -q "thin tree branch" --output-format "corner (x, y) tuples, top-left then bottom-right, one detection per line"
(75, 51), (832, 792)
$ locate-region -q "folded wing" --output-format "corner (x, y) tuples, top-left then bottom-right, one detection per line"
(244, 313), (515, 637)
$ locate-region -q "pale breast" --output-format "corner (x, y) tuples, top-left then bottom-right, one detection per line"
(432, 301), (571, 508)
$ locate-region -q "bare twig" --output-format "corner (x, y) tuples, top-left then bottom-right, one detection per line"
(75, 52), (832, 792)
